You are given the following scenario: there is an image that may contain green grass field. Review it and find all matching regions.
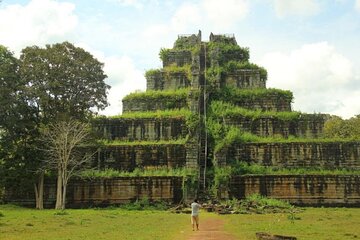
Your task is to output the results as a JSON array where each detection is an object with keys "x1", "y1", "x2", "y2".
[
  {"x1": 0, "y1": 205, "x2": 359, "y2": 240},
  {"x1": 222, "y1": 207, "x2": 360, "y2": 240},
  {"x1": 0, "y1": 205, "x2": 192, "y2": 240}
]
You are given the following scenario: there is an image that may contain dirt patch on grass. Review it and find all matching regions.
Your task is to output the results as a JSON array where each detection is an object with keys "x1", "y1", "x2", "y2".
[{"x1": 187, "y1": 217, "x2": 237, "y2": 240}]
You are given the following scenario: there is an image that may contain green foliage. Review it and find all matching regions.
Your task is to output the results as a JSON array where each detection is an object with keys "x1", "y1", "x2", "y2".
[
  {"x1": 0, "y1": 45, "x2": 42, "y2": 196},
  {"x1": 174, "y1": 37, "x2": 190, "y2": 49},
  {"x1": 0, "y1": 205, "x2": 194, "y2": 240},
  {"x1": 212, "y1": 166, "x2": 232, "y2": 196},
  {"x1": 240, "y1": 194, "x2": 293, "y2": 212},
  {"x1": 224, "y1": 61, "x2": 268, "y2": 80},
  {"x1": 118, "y1": 197, "x2": 169, "y2": 211},
  {"x1": 123, "y1": 89, "x2": 190, "y2": 111},
  {"x1": 123, "y1": 88, "x2": 190, "y2": 102},
  {"x1": 210, "y1": 101, "x2": 300, "y2": 121},
  {"x1": 107, "y1": 108, "x2": 191, "y2": 119},
  {"x1": 97, "y1": 139, "x2": 187, "y2": 146},
  {"x1": 159, "y1": 48, "x2": 170, "y2": 62},
  {"x1": 212, "y1": 87, "x2": 293, "y2": 104},
  {"x1": 163, "y1": 64, "x2": 192, "y2": 80},
  {"x1": 210, "y1": 34, "x2": 237, "y2": 45},
  {"x1": 54, "y1": 210, "x2": 69, "y2": 216},
  {"x1": 174, "y1": 37, "x2": 200, "y2": 51},
  {"x1": 208, "y1": 101, "x2": 301, "y2": 152},
  {"x1": 207, "y1": 41, "x2": 250, "y2": 63},
  {"x1": 78, "y1": 167, "x2": 197, "y2": 179},
  {"x1": 144, "y1": 69, "x2": 161, "y2": 79},
  {"x1": 323, "y1": 115, "x2": 360, "y2": 140},
  {"x1": 205, "y1": 66, "x2": 221, "y2": 87},
  {"x1": 213, "y1": 127, "x2": 243, "y2": 153},
  {"x1": 227, "y1": 161, "x2": 360, "y2": 175},
  {"x1": 20, "y1": 41, "x2": 110, "y2": 121},
  {"x1": 185, "y1": 113, "x2": 200, "y2": 134}
]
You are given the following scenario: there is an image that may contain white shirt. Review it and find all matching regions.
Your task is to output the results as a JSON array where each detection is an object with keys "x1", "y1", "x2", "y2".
[{"x1": 191, "y1": 202, "x2": 200, "y2": 216}]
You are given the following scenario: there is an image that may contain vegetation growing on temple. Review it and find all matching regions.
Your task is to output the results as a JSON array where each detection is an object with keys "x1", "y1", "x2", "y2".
[
  {"x1": 123, "y1": 88, "x2": 190, "y2": 102},
  {"x1": 2, "y1": 32, "x2": 360, "y2": 209}
]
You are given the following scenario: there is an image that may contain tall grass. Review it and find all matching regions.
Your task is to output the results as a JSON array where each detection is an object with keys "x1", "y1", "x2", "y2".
[
  {"x1": 78, "y1": 167, "x2": 197, "y2": 179},
  {"x1": 229, "y1": 161, "x2": 360, "y2": 176},
  {"x1": 223, "y1": 60, "x2": 268, "y2": 80},
  {"x1": 123, "y1": 88, "x2": 190, "y2": 102},
  {"x1": 209, "y1": 101, "x2": 300, "y2": 121},
  {"x1": 97, "y1": 138, "x2": 187, "y2": 146},
  {"x1": 107, "y1": 108, "x2": 191, "y2": 119},
  {"x1": 211, "y1": 87, "x2": 293, "y2": 103}
]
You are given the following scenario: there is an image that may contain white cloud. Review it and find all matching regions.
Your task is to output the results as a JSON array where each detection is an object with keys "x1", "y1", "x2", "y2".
[
  {"x1": 273, "y1": 0, "x2": 320, "y2": 17},
  {"x1": 260, "y1": 42, "x2": 359, "y2": 118},
  {"x1": 171, "y1": 2, "x2": 202, "y2": 32},
  {"x1": 356, "y1": 0, "x2": 360, "y2": 11},
  {"x1": 142, "y1": 0, "x2": 250, "y2": 48},
  {"x1": 202, "y1": 0, "x2": 249, "y2": 28},
  {"x1": 0, "y1": 0, "x2": 78, "y2": 55},
  {"x1": 100, "y1": 56, "x2": 146, "y2": 115},
  {"x1": 111, "y1": 0, "x2": 161, "y2": 9},
  {"x1": 114, "y1": 0, "x2": 144, "y2": 9},
  {"x1": 78, "y1": 43, "x2": 146, "y2": 115}
]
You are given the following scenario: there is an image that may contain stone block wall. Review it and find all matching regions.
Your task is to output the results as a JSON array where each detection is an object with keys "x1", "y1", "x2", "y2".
[
  {"x1": 4, "y1": 177, "x2": 183, "y2": 208},
  {"x1": 229, "y1": 93, "x2": 291, "y2": 112},
  {"x1": 215, "y1": 142, "x2": 360, "y2": 168},
  {"x1": 93, "y1": 144, "x2": 186, "y2": 171},
  {"x1": 229, "y1": 175, "x2": 360, "y2": 206},
  {"x1": 222, "y1": 70, "x2": 266, "y2": 89},
  {"x1": 146, "y1": 71, "x2": 190, "y2": 91},
  {"x1": 122, "y1": 97, "x2": 188, "y2": 113},
  {"x1": 224, "y1": 114, "x2": 326, "y2": 138},
  {"x1": 163, "y1": 50, "x2": 192, "y2": 67},
  {"x1": 146, "y1": 70, "x2": 163, "y2": 90},
  {"x1": 94, "y1": 118, "x2": 187, "y2": 141}
]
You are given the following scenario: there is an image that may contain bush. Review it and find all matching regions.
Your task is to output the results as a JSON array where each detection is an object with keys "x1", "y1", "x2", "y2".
[
  {"x1": 224, "y1": 61, "x2": 268, "y2": 80},
  {"x1": 119, "y1": 197, "x2": 170, "y2": 211},
  {"x1": 211, "y1": 87, "x2": 293, "y2": 104},
  {"x1": 78, "y1": 167, "x2": 197, "y2": 179},
  {"x1": 223, "y1": 194, "x2": 294, "y2": 214}
]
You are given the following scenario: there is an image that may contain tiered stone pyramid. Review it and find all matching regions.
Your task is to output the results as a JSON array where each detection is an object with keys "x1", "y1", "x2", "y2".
[{"x1": 93, "y1": 31, "x2": 360, "y2": 206}]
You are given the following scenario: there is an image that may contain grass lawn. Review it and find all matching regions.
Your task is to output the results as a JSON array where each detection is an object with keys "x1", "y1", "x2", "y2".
[
  {"x1": 1, "y1": 205, "x2": 360, "y2": 240},
  {"x1": 0, "y1": 205, "x2": 192, "y2": 240},
  {"x1": 222, "y1": 207, "x2": 360, "y2": 240}
]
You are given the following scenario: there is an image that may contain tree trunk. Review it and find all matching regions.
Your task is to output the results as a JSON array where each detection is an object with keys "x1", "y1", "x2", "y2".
[
  {"x1": 34, "y1": 173, "x2": 44, "y2": 209},
  {"x1": 55, "y1": 169, "x2": 63, "y2": 210},
  {"x1": 34, "y1": 183, "x2": 39, "y2": 209},
  {"x1": 61, "y1": 182, "x2": 67, "y2": 210}
]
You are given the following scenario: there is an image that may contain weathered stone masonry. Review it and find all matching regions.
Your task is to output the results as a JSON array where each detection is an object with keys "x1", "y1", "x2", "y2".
[
  {"x1": 94, "y1": 117, "x2": 187, "y2": 141},
  {"x1": 216, "y1": 142, "x2": 360, "y2": 169},
  {"x1": 93, "y1": 144, "x2": 186, "y2": 171},
  {"x1": 4, "y1": 177, "x2": 183, "y2": 208},
  {"x1": 229, "y1": 175, "x2": 360, "y2": 206}
]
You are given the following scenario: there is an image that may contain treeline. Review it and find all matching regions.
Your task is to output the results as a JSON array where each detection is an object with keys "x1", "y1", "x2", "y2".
[
  {"x1": 323, "y1": 115, "x2": 360, "y2": 139},
  {"x1": 0, "y1": 43, "x2": 110, "y2": 209}
]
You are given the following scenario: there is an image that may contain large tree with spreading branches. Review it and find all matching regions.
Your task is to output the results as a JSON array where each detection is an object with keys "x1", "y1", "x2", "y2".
[
  {"x1": 0, "y1": 42, "x2": 110, "y2": 209},
  {"x1": 19, "y1": 42, "x2": 110, "y2": 209}
]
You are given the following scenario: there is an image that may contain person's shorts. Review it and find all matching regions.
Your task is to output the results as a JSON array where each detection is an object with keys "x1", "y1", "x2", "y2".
[{"x1": 191, "y1": 215, "x2": 199, "y2": 224}]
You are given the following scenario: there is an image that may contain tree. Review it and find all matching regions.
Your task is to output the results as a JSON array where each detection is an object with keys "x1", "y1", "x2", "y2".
[
  {"x1": 1, "y1": 42, "x2": 109, "y2": 209},
  {"x1": 324, "y1": 115, "x2": 360, "y2": 139},
  {"x1": 0, "y1": 45, "x2": 42, "y2": 208},
  {"x1": 19, "y1": 42, "x2": 110, "y2": 209},
  {"x1": 41, "y1": 120, "x2": 95, "y2": 210},
  {"x1": 19, "y1": 41, "x2": 110, "y2": 122}
]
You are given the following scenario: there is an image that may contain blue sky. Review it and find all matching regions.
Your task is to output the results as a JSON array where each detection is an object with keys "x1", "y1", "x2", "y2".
[{"x1": 1, "y1": 0, "x2": 360, "y2": 118}]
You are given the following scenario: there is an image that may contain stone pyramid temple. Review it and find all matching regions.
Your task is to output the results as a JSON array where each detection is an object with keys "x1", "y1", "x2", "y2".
[{"x1": 6, "y1": 31, "x2": 360, "y2": 207}]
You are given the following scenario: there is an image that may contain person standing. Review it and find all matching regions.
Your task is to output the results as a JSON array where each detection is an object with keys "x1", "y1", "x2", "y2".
[{"x1": 191, "y1": 199, "x2": 201, "y2": 231}]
